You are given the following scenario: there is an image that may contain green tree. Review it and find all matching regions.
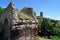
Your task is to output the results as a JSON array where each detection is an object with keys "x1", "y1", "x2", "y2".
[
  {"x1": 0, "y1": 7, "x2": 4, "y2": 16},
  {"x1": 41, "y1": 18, "x2": 53, "y2": 38},
  {"x1": 51, "y1": 20, "x2": 60, "y2": 36},
  {"x1": 37, "y1": 17, "x2": 60, "y2": 38}
]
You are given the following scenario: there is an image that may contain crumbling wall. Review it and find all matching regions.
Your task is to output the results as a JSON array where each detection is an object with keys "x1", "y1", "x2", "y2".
[{"x1": 11, "y1": 19, "x2": 38, "y2": 40}]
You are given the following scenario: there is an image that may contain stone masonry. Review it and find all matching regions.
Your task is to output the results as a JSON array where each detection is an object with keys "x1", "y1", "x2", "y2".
[{"x1": 0, "y1": 2, "x2": 38, "y2": 40}]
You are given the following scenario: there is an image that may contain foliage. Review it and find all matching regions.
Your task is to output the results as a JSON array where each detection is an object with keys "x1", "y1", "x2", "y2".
[
  {"x1": 18, "y1": 12, "x2": 34, "y2": 19},
  {"x1": 0, "y1": 7, "x2": 4, "y2": 16},
  {"x1": 52, "y1": 36, "x2": 60, "y2": 40},
  {"x1": 37, "y1": 17, "x2": 60, "y2": 38}
]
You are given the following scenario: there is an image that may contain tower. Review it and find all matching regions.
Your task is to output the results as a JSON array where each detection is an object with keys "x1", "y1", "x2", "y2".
[{"x1": 40, "y1": 12, "x2": 43, "y2": 22}]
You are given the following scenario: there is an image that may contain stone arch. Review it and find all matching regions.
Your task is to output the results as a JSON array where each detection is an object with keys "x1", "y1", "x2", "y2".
[
  {"x1": 3, "y1": 18, "x2": 10, "y2": 40},
  {"x1": 4, "y1": 18, "x2": 9, "y2": 31}
]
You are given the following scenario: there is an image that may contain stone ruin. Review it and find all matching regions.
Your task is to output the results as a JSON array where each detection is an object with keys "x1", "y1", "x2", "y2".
[
  {"x1": 0, "y1": 2, "x2": 38, "y2": 40},
  {"x1": 11, "y1": 19, "x2": 38, "y2": 40}
]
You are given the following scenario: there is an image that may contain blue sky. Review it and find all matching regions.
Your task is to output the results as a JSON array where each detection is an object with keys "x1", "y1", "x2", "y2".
[{"x1": 0, "y1": 0, "x2": 60, "y2": 20}]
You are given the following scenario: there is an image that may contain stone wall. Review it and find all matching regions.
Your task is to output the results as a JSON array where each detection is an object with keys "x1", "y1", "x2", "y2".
[
  {"x1": 11, "y1": 19, "x2": 38, "y2": 40},
  {"x1": 0, "y1": 2, "x2": 38, "y2": 40}
]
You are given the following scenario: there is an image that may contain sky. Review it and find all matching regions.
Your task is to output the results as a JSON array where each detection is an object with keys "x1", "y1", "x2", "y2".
[{"x1": 0, "y1": 0, "x2": 60, "y2": 20}]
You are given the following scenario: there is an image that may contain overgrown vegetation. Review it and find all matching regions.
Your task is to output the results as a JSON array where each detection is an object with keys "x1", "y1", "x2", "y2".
[
  {"x1": 0, "y1": 7, "x2": 5, "y2": 16},
  {"x1": 18, "y1": 12, "x2": 34, "y2": 19},
  {"x1": 37, "y1": 16, "x2": 60, "y2": 39}
]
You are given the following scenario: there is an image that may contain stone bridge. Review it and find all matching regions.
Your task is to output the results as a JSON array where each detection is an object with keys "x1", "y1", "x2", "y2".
[{"x1": 0, "y1": 2, "x2": 38, "y2": 40}]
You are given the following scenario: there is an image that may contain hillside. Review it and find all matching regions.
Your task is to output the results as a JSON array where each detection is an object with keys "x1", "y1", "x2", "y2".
[{"x1": 37, "y1": 16, "x2": 60, "y2": 39}]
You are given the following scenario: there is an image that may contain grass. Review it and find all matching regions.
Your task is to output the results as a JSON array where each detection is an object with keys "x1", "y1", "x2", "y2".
[
  {"x1": 18, "y1": 12, "x2": 34, "y2": 20},
  {"x1": 36, "y1": 36, "x2": 51, "y2": 40},
  {"x1": 51, "y1": 36, "x2": 60, "y2": 40},
  {"x1": 36, "y1": 36, "x2": 60, "y2": 40},
  {"x1": 36, "y1": 36, "x2": 41, "y2": 40}
]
